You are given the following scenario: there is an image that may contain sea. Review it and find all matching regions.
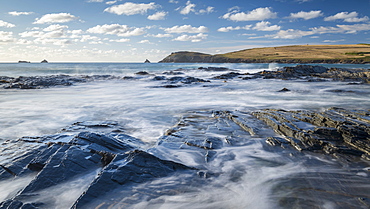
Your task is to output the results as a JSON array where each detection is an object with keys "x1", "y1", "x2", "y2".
[{"x1": 0, "y1": 62, "x2": 369, "y2": 208}]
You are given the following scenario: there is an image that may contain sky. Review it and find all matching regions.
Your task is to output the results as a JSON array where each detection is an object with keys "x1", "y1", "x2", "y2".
[{"x1": 0, "y1": 0, "x2": 369, "y2": 62}]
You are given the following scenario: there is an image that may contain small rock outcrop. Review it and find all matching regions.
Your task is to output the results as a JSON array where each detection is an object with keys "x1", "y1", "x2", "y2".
[
  {"x1": 144, "y1": 59, "x2": 151, "y2": 63},
  {"x1": 41, "y1": 59, "x2": 48, "y2": 63},
  {"x1": 253, "y1": 108, "x2": 370, "y2": 159}
]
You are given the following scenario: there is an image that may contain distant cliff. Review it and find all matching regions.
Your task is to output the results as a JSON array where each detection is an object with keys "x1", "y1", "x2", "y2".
[{"x1": 159, "y1": 44, "x2": 370, "y2": 64}]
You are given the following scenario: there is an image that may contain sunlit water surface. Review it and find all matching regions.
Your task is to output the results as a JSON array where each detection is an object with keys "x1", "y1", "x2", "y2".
[{"x1": 0, "y1": 63, "x2": 369, "y2": 208}]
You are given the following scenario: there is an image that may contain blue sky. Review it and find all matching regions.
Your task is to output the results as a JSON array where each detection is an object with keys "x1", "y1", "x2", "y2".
[{"x1": 0, "y1": 0, "x2": 369, "y2": 62}]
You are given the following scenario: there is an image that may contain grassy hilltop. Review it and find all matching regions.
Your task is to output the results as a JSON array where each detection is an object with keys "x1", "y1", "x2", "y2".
[{"x1": 159, "y1": 44, "x2": 370, "y2": 64}]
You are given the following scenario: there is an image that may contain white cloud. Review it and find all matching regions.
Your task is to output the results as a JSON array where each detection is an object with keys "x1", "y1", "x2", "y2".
[
  {"x1": 288, "y1": 10, "x2": 323, "y2": 20},
  {"x1": 19, "y1": 31, "x2": 44, "y2": 38},
  {"x1": 269, "y1": 23, "x2": 370, "y2": 39},
  {"x1": 87, "y1": 24, "x2": 145, "y2": 37},
  {"x1": 109, "y1": 38, "x2": 130, "y2": 42},
  {"x1": 324, "y1": 11, "x2": 369, "y2": 22},
  {"x1": 8, "y1": 11, "x2": 34, "y2": 16},
  {"x1": 106, "y1": 1, "x2": 117, "y2": 5},
  {"x1": 178, "y1": 1, "x2": 196, "y2": 15},
  {"x1": 0, "y1": 20, "x2": 15, "y2": 28},
  {"x1": 68, "y1": 29, "x2": 84, "y2": 34},
  {"x1": 169, "y1": 0, "x2": 179, "y2": 3},
  {"x1": 149, "y1": 33, "x2": 173, "y2": 38},
  {"x1": 270, "y1": 29, "x2": 314, "y2": 39},
  {"x1": 79, "y1": 35, "x2": 101, "y2": 42},
  {"x1": 253, "y1": 21, "x2": 281, "y2": 31},
  {"x1": 138, "y1": 39, "x2": 151, "y2": 44},
  {"x1": 173, "y1": 33, "x2": 207, "y2": 42},
  {"x1": 177, "y1": 1, "x2": 214, "y2": 15},
  {"x1": 34, "y1": 13, "x2": 79, "y2": 24},
  {"x1": 87, "y1": 0, "x2": 104, "y2": 2},
  {"x1": 217, "y1": 25, "x2": 252, "y2": 32},
  {"x1": 19, "y1": 29, "x2": 65, "y2": 39},
  {"x1": 43, "y1": 24, "x2": 68, "y2": 32},
  {"x1": 323, "y1": 39, "x2": 345, "y2": 43},
  {"x1": 296, "y1": 0, "x2": 312, "y2": 3},
  {"x1": 164, "y1": 25, "x2": 208, "y2": 33},
  {"x1": 148, "y1": 11, "x2": 168, "y2": 20},
  {"x1": 222, "y1": 7, "x2": 277, "y2": 21},
  {"x1": 199, "y1": 6, "x2": 214, "y2": 14},
  {"x1": 16, "y1": 39, "x2": 33, "y2": 44},
  {"x1": 0, "y1": 31, "x2": 15, "y2": 43},
  {"x1": 104, "y1": 2, "x2": 158, "y2": 15},
  {"x1": 34, "y1": 38, "x2": 73, "y2": 46}
]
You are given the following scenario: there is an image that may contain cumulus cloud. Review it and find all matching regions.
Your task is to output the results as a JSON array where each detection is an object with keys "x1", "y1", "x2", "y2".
[
  {"x1": 270, "y1": 29, "x2": 314, "y2": 39},
  {"x1": 104, "y1": 2, "x2": 158, "y2": 15},
  {"x1": 178, "y1": 1, "x2": 196, "y2": 15},
  {"x1": 34, "y1": 13, "x2": 79, "y2": 24},
  {"x1": 148, "y1": 11, "x2": 168, "y2": 20},
  {"x1": 149, "y1": 33, "x2": 173, "y2": 38},
  {"x1": 324, "y1": 11, "x2": 369, "y2": 22},
  {"x1": 34, "y1": 38, "x2": 73, "y2": 46},
  {"x1": 199, "y1": 6, "x2": 214, "y2": 14},
  {"x1": 217, "y1": 25, "x2": 252, "y2": 32},
  {"x1": 253, "y1": 21, "x2": 281, "y2": 31},
  {"x1": 43, "y1": 24, "x2": 68, "y2": 32},
  {"x1": 138, "y1": 39, "x2": 151, "y2": 44},
  {"x1": 163, "y1": 25, "x2": 208, "y2": 33},
  {"x1": 87, "y1": 0, "x2": 104, "y2": 2},
  {"x1": 169, "y1": 0, "x2": 179, "y2": 3},
  {"x1": 0, "y1": 20, "x2": 15, "y2": 28},
  {"x1": 0, "y1": 31, "x2": 15, "y2": 43},
  {"x1": 19, "y1": 29, "x2": 65, "y2": 39},
  {"x1": 269, "y1": 23, "x2": 370, "y2": 39},
  {"x1": 87, "y1": 24, "x2": 145, "y2": 37},
  {"x1": 288, "y1": 10, "x2": 323, "y2": 20},
  {"x1": 109, "y1": 38, "x2": 130, "y2": 42},
  {"x1": 173, "y1": 33, "x2": 207, "y2": 42},
  {"x1": 222, "y1": 7, "x2": 277, "y2": 21},
  {"x1": 8, "y1": 11, "x2": 34, "y2": 16}
]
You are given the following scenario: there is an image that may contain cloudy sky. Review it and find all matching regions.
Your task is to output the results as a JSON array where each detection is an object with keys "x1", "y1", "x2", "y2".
[{"x1": 0, "y1": 0, "x2": 369, "y2": 62}]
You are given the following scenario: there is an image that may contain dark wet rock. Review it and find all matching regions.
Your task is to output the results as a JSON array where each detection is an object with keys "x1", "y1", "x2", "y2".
[
  {"x1": 162, "y1": 84, "x2": 181, "y2": 88},
  {"x1": 153, "y1": 76, "x2": 166, "y2": 80},
  {"x1": 1, "y1": 75, "x2": 121, "y2": 89},
  {"x1": 72, "y1": 150, "x2": 194, "y2": 208},
  {"x1": 213, "y1": 72, "x2": 243, "y2": 79},
  {"x1": 122, "y1": 76, "x2": 135, "y2": 80},
  {"x1": 162, "y1": 71, "x2": 184, "y2": 75},
  {"x1": 0, "y1": 121, "x2": 151, "y2": 208},
  {"x1": 135, "y1": 71, "x2": 150, "y2": 75},
  {"x1": 253, "y1": 108, "x2": 370, "y2": 158},
  {"x1": 251, "y1": 65, "x2": 370, "y2": 83},
  {"x1": 278, "y1": 88, "x2": 291, "y2": 92},
  {"x1": 169, "y1": 76, "x2": 210, "y2": 84},
  {"x1": 199, "y1": 67, "x2": 231, "y2": 72},
  {"x1": 326, "y1": 89, "x2": 356, "y2": 93}
]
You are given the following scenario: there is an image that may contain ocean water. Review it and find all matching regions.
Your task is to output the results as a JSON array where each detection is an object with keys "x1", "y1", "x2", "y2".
[{"x1": 0, "y1": 62, "x2": 369, "y2": 208}]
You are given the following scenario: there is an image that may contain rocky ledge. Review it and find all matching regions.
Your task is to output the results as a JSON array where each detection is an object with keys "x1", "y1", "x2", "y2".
[
  {"x1": 0, "y1": 107, "x2": 369, "y2": 208},
  {"x1": 1, "y1": 65, "x2": 369, "y2": 90}
]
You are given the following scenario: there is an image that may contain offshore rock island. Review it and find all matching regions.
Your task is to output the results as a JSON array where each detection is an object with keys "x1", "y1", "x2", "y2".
[{"x1": 159, "y1": 44, "x2": 370, "y2": 64}]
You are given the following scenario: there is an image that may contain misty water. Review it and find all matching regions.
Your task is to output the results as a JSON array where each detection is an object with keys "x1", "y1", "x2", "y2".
[{"x1": 0, "y1": 63, "x2": 369, "y2": 208}]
